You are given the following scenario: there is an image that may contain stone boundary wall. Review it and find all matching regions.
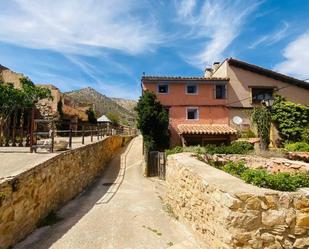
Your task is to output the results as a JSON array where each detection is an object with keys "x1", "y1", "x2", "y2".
[
  {"x1": 207, "y1": 154, "x2": 309, "y2": 174},
  {"x1": 0, "y1": 135, "x2": 133, "y2": 249},
  {"x1": 165, "y1": 153, "x2": 309, "y2": 249}
]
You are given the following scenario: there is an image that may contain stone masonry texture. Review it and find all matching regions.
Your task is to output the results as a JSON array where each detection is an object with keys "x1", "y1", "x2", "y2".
[
  {"x1": 165, "y1": 153, "x2": 309, "y2": 249},
  {"x1": 0, "y1": 135, "x2": 133, "y2": 249}
]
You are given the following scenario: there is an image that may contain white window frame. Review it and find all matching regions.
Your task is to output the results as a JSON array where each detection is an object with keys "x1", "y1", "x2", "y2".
[
  {"x1": 157, "y1": 84, "x2": 169, "y2": 94},
  {"x1": 186, "y1": 107, "x2": 199, "y2": 120},
  {"x1": 185, "y1": 84, "x2": 198, "y2": 95}
]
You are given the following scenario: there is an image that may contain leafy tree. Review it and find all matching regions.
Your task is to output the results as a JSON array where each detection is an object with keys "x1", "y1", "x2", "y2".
[
  {"x1": 135, "y1": 90, "x2": 169, "y2": 151},
  {"x1": 271, "y1": 95, "x2": 309, "y2": 142},
  {"x1": 0, "y1": 77, "x2": 52, "y2": 112},
  {"x1": 106, "y1": 112, "x2": 120, "y2": 126},
  {"x1": 0, "y1": 77, "x2": 52, "y2": 127},
  {"x1": 86, "y1": 108, "x2": 97, "y2": 124},
  {"x1": 0, "y1": 83, "x2": 24, "y2": 114},
  {"x1": 20, "y1": 77, "x2": 52, "y2": 106},
  {"x1": 251, "y1": 105, "x2": 271, "y2": 150}
]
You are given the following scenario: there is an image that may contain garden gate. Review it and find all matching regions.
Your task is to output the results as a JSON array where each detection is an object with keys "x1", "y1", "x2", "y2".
[{"x1": 147, "y1": 151, "x2": 166, "y2": 180}]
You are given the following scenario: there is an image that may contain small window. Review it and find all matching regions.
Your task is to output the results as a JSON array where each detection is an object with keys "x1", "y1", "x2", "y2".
[
  {"x1": 186, "y1": 85, "x2": 197, "y2": 94},
  {"x1": 252, "y1": 88, "x2": 273, "y2": 103},
  {"x1": 158, "y1": 84, "x2": 168, "y2": 94},
  {"x1": 215, "y1": 84, "x2": 227, "y2": 99},
  {"x1": 187, "y1": 108, "x2": 198, "y2": 120}
]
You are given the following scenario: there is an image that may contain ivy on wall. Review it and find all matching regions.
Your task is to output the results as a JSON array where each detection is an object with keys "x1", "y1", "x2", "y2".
[
  {"x1": 271, "y1": 95, "x2": 309, "y2": 142},
  {"x1": 251, "y1": 105, "x2": 271, "y2": 150}
]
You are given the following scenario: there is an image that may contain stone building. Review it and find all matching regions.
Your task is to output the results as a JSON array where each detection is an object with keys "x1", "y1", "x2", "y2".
[
  {"x1": 1, "y1": 64, "x2": 89, "y2": 128},
  {"x1": 142, "y1": 76, "x2": 237, "y2": 147},
  {"x1": 0, "y1": 64, "x2": 24, "y2": 88}
]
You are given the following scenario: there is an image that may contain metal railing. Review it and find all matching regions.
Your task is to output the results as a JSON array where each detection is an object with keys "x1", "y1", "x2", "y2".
[
  {"x1": 0, "y1": 107, "x2": 137, "y2": 153},
  {"x1": 30, "y1": 125, "x2": 137, "y2": 153}
]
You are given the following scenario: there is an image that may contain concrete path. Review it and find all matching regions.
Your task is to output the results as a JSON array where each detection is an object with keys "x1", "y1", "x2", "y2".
[
  {"x1": 14, "y1": 136, "x2": 205, "y2": 249},
  {"x1": 0, "y1": 136, "x2": 107, "y2": 183}
]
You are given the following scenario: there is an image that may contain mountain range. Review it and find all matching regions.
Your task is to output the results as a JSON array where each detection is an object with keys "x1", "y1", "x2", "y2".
[{"x1": 65, "y1": 87, "x2": 137, "y2": 126}]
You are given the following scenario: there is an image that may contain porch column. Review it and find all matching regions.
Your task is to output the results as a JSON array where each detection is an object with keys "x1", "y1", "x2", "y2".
[{"x1": 180, "y1": 134, "x2": 187, "y2": 147}]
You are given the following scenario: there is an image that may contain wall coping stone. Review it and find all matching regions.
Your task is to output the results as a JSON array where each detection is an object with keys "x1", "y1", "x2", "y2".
[{"x1": 168, "y1": 152, "x2": 306, "y2": 196}]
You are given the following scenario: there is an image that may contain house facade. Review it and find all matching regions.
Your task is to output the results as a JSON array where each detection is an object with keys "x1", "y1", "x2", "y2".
[
  {"x1": 208, "y1": 58, "x2": 309, "y2": 129},
  {"x1": 142, "y1": 76, "x2": 237, "y2": 147}
]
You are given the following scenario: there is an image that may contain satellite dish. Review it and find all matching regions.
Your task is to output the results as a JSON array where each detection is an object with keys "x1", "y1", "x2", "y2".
[{"x1": 233, "y1": 116, "x2": 243, "y2": 125}]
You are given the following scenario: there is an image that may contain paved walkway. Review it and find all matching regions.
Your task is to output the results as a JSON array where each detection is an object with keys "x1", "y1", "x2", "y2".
[
  {"x1": 14, "y1": 136, "x2": 205, "y2": 249},
  {"x1": 0, "y1": 136, "x2": 107, "y2": 182}
]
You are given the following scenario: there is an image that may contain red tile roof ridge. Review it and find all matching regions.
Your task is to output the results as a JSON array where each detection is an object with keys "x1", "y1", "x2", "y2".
[{"x1": 142, "y1": 76, "x2": 229, "y2": 81}]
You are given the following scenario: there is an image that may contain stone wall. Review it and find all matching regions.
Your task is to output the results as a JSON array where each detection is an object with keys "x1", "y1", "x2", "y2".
[
  {"x1": 165, "y1": 153, "x2": 309, "y2": 249},
  {"x1": 0, "y1": 69, "x2": 23, "y2": 89},
  {"x1": 206, "y1": 154, "x2": 309, "y2": 174},
  {"x1": 0, "y1": 135, "x2": 133, "y2": 249}
]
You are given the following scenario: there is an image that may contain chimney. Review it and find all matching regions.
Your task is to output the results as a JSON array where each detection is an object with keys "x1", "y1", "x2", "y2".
[
  {"x1": 212, "y1": 62, "x2": 220, "y2": 72},
  {"x1": 204, "y1": 67, "x2": 213, "y2": 77}
]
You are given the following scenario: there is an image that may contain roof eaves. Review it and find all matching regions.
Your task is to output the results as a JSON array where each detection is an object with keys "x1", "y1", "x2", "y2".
[
  {"x1": 141, "y1": 76, "x2": 229, "y2": 81},
  {"x1": 227, "y1": 58, "x2": 309, "y2": 89}
]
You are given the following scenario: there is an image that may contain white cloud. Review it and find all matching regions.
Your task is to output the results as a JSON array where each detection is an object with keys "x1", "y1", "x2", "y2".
[
  {"x1": 178, "y1": 0, "x2": 196, "y2": 18},
  {"x1": 274, "y1": 31, "x2": 309, "y2": 79},
  {"x1": 249, "y1": 21, "x2": 289, "y2": 49},
  {"x1": 0, "y1": 0, "x2": 162, "y2": 55},
  {"x1": 175, "y1": 0, "x2": 262, "y2": 69},
  {"x1": 62, "y1": 54, "x2": 140, "y2": 99}
]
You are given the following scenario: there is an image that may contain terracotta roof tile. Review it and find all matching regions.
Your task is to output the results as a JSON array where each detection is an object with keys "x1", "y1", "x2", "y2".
[
  {"x1": 142, "y1": 76, "x2": 229, "y2": 81},
  {"x1": 177, "y1": 124, "x2": 237, "y2": 135},
  {"x1": 62, "y1": 105, "x2": 88, "y2": 121}
]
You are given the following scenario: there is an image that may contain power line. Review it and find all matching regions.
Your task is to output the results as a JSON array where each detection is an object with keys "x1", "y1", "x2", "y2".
[{"x1": 226, "y1": 85, "x2": 290, "y2": 106}]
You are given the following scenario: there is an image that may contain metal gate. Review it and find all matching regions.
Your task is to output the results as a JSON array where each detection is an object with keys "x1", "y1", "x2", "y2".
[{"x1": 147, "y1": 151, "x2": 166, "y2": 180}]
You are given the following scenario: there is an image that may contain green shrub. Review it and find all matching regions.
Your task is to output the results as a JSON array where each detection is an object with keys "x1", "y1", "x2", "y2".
[
  {"x1": 204, "y1": 141, "x2": 254, "y2": 155},
  {"x1": 218, "y1": 161, "x2": 309, "y2": 191},
  {"x1": 166, "y1": 146, "x2": 184, "y2": 156},
  {"x1": 222, "y1": 161, "x2": 247, "y2": 176},
  {"x1": 240, "y1": 129, "x2": 256, "y2": 138},
  {"x1": 271, "y1": 95, "x2": 309, "y2": 142},
  {"x1": 301, "y1": 127, "x2": 309, "y2": 143},
  {"x1": 284, "y1": 142, "x2": 309, "y2": 152},
  {"x1": 166, "y1": 146, "x2": 205, "y2": 156}
]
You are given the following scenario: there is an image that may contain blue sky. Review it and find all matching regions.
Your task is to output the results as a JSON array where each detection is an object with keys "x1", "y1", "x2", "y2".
[{"x1": 0, "y1": 0, "x2": 309, "y2": 99}]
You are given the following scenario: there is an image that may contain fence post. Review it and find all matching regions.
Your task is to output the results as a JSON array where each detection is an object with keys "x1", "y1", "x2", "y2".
[
  {"x1": 0, "y1": 120, "x2": 2, "y2": 147},
  {"x1": 91, "y1": 126, "x2": 93, "y2": 142},
  {"x1": 18, "y1": 108, "x2": 24, "y2": 147},
  {"x1": 82, "y1": 125, "x2": 85, "y2": 144},
  {"x1": 5, "y1": 114, "x2": 11, "y2": 146},
  {"x1": 51, "y1": 129, "x2": 54, "y2": 153},
  {"x1": 69, "y1": 128, "x2": 72, "y2": 149},
  {"x1": 30, "y1": 108, "x2": 35, "y2": 153},
  {"x1": 12, "y1": 110, "x2": 17, "y2": 146}
]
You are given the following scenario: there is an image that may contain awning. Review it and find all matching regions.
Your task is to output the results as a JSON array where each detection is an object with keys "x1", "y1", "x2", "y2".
[
  {"x1": 97, "y1": 115, "x2": 111, "y2": 123},
  {"x1": 177, "y1": 124, "x2": 237, "y2": 135}
]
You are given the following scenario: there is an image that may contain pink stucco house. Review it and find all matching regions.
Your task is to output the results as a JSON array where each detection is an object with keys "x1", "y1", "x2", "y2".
[
  {"x1": 142, "y1": 76, "x2": 237, "y2": 147},
  {"x1": 142, "y1": 58, "x2": 309, "y2": 148}
]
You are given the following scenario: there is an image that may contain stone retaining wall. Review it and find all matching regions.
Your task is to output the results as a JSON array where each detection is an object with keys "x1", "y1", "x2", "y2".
[
  {"x1": 0, "y1": 135, "x2": 133, "y2": 249},
  {"x1": 206, "y1": 154, "x2": 309, "y2": 174},
  {"x1": 165, "y1": 153, "x2": 309, "y2": 249}
]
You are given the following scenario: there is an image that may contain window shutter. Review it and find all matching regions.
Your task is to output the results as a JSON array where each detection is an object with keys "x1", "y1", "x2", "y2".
[
  {"x1": 224, "y1": 84, "x2": 228, "y2": 99},
  {"x1": 213, "y1": 85, "x2": 216, "y2": 99}
]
